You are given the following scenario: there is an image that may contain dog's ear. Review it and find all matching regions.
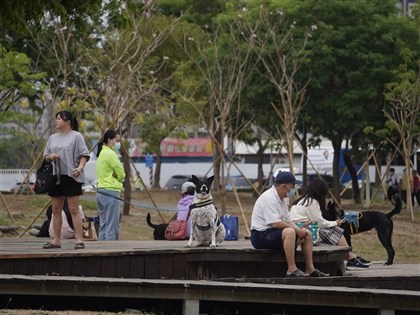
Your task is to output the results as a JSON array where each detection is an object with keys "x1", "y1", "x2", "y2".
[
  {"x1": 191, "y1": 175, "x2": 199, "y2": 186},
  {"x1": 207, "y1": 175, "x2": 215, "y2": 187},
  {"x1": 327, "y1": 201, "x2": 334, "y2": 211}
]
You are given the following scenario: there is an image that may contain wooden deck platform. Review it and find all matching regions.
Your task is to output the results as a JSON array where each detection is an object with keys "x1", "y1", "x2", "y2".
[
  {"x1": 1, "y1": 272, "x2": 419, "y2": 315},
  {"x1": 0, "y1": 238, "x2": 349, "y2": 279},
  {"x1": 1, "y1": 238, "x2": 419, "y2": 314}
]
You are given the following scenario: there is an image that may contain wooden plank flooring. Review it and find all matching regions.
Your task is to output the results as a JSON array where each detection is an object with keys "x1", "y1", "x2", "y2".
[
  {"x1": 0, "y1": 238, "x2": 349, "y2": 278},
  {"x1": 1, "y1": 238, "x2": 419, "y2": 314},
  {"x1": 0, "y1": 238, "x2": 347, "y2": 258}
]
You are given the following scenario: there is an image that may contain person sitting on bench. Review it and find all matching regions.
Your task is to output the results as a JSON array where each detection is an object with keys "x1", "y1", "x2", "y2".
[
  {"x1": 37, "y1": 198, "x2": 85, "y2": 239},
  {"x1": 250, "y1": 171, "x2": 329, "y2": 277}
]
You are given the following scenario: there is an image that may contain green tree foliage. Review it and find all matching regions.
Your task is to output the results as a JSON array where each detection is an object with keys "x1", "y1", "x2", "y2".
[
  {"x1": 287, "y1": 0, "x2": 417, "y2": 201},
  {"x1": 156, "y1": 0, "x2": 225, "y2": 27},
  {"x1": 0, "y1": 45, "x2": 47, "y2": 169},
  {"x1": 0, "y1": 0, "x2": 103, "y2": 38},
  {"x1": 382, "y1": 50, "x2": 420, "y2": 219},
  {"x1": 0, "y1": 45, "x2": 46, "y2": 113}
]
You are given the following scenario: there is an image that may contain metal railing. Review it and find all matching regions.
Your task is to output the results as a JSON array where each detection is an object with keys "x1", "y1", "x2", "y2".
[{"x1": 0, "y1": 169, "x2": 36, "y2": 192}]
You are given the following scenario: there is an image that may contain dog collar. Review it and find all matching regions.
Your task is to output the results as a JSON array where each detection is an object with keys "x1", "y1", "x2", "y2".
[{"x1": 189, "y1": 200, "x2": 214, "y2": 210}]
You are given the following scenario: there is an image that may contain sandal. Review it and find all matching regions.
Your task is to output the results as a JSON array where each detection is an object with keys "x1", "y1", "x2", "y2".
[
  {"x1": 286, "y1": 269, "x2": 307, "y2": 277},
  {"x1": 43, "y1": 242, "x2": 61, "y2": 249},
  {"x1": 309, "y1": 269, "x2": 329, "y2": 277},
  {"x1": 75, "y1": 242, "x2": 85, "y2": 249}
]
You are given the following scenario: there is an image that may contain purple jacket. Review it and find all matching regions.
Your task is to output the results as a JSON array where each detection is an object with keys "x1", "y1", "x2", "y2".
[{"x1": 176, "y1": 194, "x2": 194, "y2": 237}]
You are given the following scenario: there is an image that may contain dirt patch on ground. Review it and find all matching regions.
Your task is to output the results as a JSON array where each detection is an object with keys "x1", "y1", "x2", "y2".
[{"x1": 1, "y1": 190, "x2": 419, "y2": 263}]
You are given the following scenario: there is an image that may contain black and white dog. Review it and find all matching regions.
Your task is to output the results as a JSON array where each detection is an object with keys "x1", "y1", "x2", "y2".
[
  {"x1": 323, "y1": 194, "x2": 402, "y2": 265},
  {"x1": 186, "y1": 175, "x2": 225, "y2": 247},
  {"x1": 146, "y1": 212, "x2": 167, "y2": 240}
]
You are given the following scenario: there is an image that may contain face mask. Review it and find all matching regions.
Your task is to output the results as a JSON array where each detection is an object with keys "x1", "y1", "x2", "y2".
[
  {"x1": 113, "y1": 141, "x2": 121, "y2": 152},
  {"x1": 287, "y1": 187, "x2": 296, "y2": 198}
]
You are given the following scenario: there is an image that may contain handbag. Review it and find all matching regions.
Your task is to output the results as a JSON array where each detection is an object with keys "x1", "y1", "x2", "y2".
[
  {"x1": 294, "y1": 220, "x2": 319, "y2": 243},
  {"x1": 82, "y1": 221, "x2": 97, "y2": 241},
  {"x1": 34, "y1": 160, "x2": 55, "y2": 194},
  {"x1": 220, "y1": 215, "x2": 238, "y2": 241},
  {"x1": 165, "y1": 220, "x2": 187, "y2": 240}
]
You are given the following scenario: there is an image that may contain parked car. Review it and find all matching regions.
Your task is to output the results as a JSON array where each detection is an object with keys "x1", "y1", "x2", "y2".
[
  {"x1": 225, "y1": 175, "x2": 256, "y2": 192},
  {"x1": 225, "y1": 175, "x2": 271, "y2": 192},
  {"x1": 10, "y1": 182, "x2": 35, "y2": 194},
  {"x1": 164, "y1": 175, "x2": 192, "y2": 190}
]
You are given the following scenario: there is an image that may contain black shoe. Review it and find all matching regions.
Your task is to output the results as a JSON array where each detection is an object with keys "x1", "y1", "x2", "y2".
[
  {"x1": 356, "y1": 256, "x2": 371, "y2": 265},
  {"x1": 346, "y1": 258, "x2": 370, "y2": 270}
]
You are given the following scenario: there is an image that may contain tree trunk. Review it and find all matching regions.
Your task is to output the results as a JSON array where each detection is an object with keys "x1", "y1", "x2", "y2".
[
  {"x1": 256, "y1": 145, "x2": 265, "y2": 188},
  {"x1": 212, "y1": 127, "x2": 222, "y2": 193},
  {"x1": 153, "y1": 153, "x2": 162, "y2": 189},
  {"x1": 122, "y1": 148, "x2": 131, "y2": 216},
  {"x1": 343, "y1": 149, "x2": 361, "y2": 204},
  {"x1": 331, "y1": 138, "x2": 342, "y2": 204},
  {"x1": 286, "y1": 131, "x2": 295, "y2": 174},
  {"x1": 255, "y1": 143, "x2": 265, "y2": 197},
  {"x1": 296, "y1": 131, "x2": 308, "y2": 194}
]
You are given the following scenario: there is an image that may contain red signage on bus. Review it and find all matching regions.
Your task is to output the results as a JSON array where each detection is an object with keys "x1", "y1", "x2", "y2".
[{"x1": 131, "y1": 138, "x2": 213, "y2": 157}]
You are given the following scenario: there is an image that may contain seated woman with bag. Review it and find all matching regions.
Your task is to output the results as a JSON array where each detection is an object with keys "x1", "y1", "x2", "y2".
[
  {"x1": 165, "y1": 181, "x2": 196, "y2": 240},
  {"x1": 38, "y1": 199, "x2": 86, "y2": 239},
  {"x1": 290, "y1": 178, "x2": 370, "y2": 271}
]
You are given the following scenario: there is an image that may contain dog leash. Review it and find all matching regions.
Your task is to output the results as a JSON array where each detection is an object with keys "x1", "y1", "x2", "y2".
[
  {"x1": 91, "y1": 185, "x2": 180, "y2": 212},
  {"x1": 59, "y1": 156, "x2": 181, "y2": 212}
]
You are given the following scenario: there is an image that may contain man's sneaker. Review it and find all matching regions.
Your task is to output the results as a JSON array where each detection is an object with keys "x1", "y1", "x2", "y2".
[
  {"x1": 356, "y1": 256, "x2": 372, "y2": 265},
  {"x1": 346, "y1": 258, "x2": 370, "y2": 270}
]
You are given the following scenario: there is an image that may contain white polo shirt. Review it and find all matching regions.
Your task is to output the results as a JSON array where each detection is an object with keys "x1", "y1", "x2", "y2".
[{"x1": 251, "y1": 186, "x2": 290, "y2": 231}]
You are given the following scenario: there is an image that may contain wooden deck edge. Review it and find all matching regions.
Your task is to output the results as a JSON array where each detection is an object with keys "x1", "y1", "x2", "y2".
[{"x1": 1, "y1": 274, "x2": 419, "y2": 311}]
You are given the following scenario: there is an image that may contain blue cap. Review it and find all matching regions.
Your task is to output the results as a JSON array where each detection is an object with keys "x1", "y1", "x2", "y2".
[{"x1": 274, "y1": 171, "x2": 296, "y2": 184}]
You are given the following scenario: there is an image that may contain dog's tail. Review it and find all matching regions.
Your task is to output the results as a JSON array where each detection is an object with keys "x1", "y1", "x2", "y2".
[
  {"x1": 146, "y1": 212, "x2": 160, "y2": 229},
  {"x1": 387, "y1": 193, "x2": 402, "y2": 218}
]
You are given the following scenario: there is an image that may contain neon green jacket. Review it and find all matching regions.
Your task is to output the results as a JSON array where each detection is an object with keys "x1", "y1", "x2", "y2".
[{"x1": 96, "y1": 146, "x2": 125, "y2": 191}]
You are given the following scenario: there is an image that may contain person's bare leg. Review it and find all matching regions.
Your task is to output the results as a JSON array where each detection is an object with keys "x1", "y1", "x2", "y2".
[
  {"x1": 67, "y1": 195, "x2": 83, "y2": 244},
  {"x1": 301, "y1": 237, "x2": 316, "y2": 274},
  {"x1": 337, "y1": 235, "x2": 357, "y2": 260},
  {"x1": 282, "y1": 228, "x2": 299, "y2": 275},
  {"x1": 51, "y1": 196, "x2": 65, "y2": 245}
]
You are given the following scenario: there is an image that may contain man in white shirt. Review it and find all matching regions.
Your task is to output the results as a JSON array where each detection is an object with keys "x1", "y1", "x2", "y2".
[{"x1": 250, "y1": 171, "x2": 328, "y2": 277}]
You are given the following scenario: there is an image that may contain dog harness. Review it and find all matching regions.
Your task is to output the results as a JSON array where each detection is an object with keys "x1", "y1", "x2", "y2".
[
  {"x1": 189, "y1": 200, "x2": 222, "y2": 231},
  {"x1": 189, "y1": 200, "x2": 215, "y2": 210},
  {"x1": 194, "y1": 216, "x2": 222, "y2": 231}
]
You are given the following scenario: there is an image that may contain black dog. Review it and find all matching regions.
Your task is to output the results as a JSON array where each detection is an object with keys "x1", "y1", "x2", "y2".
[
  {"x1": 323, "y1": 194, "x2": 402, "y2": 265},
  {"x1": 146, "y1": 212, "x2": 167, "y2": 240}
]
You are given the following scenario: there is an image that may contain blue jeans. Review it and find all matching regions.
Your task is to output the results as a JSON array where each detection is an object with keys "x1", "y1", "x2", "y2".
[{"x1": 96, "y1": 188, "x2": 121, "y2": 240}]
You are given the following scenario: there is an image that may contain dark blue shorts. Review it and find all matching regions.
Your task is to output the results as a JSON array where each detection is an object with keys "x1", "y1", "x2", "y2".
[
  {"x1": 48, "y1": 175, "x2": 83, "y2": 197},
  {"x1": 251, "y1": 228, "x2": 285, "y2": 251}
]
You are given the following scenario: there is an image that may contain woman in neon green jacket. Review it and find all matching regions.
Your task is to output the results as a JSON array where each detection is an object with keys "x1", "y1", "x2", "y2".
[{"x1": 96, "y1": 130, "x2": 125, "y2": 240}]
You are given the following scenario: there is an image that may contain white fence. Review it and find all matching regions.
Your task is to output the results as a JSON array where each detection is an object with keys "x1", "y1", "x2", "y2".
[{"x1": 0, "y1": 169, "x2": 36, "y2": 192}]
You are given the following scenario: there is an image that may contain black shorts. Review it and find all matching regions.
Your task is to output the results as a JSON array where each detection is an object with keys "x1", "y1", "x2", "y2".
[
  {"x1": 251, "y1": 228, "x2": 285, "y2": 251},
  {"x1": 48, "y1": 175, "x2": 83, "y2": 197}
]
